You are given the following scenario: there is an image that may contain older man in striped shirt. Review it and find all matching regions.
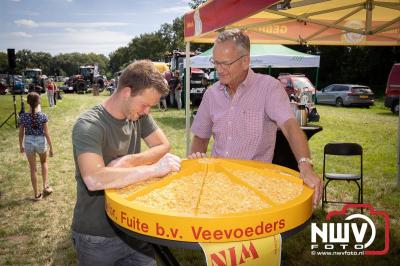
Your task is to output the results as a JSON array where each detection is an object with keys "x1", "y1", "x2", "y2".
[{"x1": 190, "y1": 29, "x2": 322, "y2": 208}]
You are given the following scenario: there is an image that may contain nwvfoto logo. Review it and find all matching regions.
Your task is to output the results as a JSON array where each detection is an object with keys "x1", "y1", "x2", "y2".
[{"x1": 311, "y1": 204, "x2": 390, "y2": 255}]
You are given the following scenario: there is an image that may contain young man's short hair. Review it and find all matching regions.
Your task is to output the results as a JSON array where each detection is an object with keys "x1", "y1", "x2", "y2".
[{"x1": 117, "y1": 60, "x2": 169, "y2": 96}]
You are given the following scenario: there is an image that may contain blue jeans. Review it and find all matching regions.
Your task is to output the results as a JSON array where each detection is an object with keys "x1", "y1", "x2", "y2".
[
  {"x1": 175, "y1": 90, "x2": 182, "y2": 110},
  {"x1": 47, "y1": 90, "x2": 55, "y2": 107},
  {"x1": 24, "y1": 135, "x2": 47, "y2": 154},
  {"x1": 169, "y1": 91, "x2": 175, "y2": 106},
  {"x1": 71, "y1": 231, "x2": 156, "y2": 266}
]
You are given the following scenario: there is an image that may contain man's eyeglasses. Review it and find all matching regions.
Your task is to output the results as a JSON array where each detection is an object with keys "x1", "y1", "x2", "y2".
[{"x1": 209, "y1": 54, "x2": 248, "y2": 69}]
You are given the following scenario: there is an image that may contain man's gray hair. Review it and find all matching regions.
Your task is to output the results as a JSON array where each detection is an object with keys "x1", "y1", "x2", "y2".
[{"x1": 216, "y1": 29, "x2": 250, "y2": 54}]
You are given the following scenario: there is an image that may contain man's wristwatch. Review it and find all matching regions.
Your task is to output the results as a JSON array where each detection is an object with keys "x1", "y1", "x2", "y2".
[{"x1": 297, "y1": 157, "x2": 313, "y2": 167}]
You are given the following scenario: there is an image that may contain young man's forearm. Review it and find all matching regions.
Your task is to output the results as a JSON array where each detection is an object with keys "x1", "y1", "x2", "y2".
[
  {"x1": 83, "y1": 164, "x2": 160, "y2": 191},
  {"x1": 126, "y1": 143, "x2": 170, "y2": 166}
]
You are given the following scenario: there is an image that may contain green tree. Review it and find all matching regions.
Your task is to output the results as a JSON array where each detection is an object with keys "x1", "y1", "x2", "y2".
[
  {"x1": 160, "y1": 16, "x2": 211, "y2": 55},
  {"x1": 109, "y1": 47, "x2": 130, "y2": 74},
  {"x1": 52, "y1": 52, "x2": 110, "y2": 77},
  {"x1": 31, "y1": 52, "x2": 52, "y2": 74},
  {"x1": 158, "y1": 23, "x2": 175, "y2": 52},
  {"x1": 188, "y1": 0, "x2": 207, "y2": 9},
  {"x1": 53, "y1": 53, "x2": 80, "y2": 76},
  {"x1": 128, "y1": 32, "x2": 166, "y2": 61},
  {"x1": 107, "y1": 9, "x2": 211, "y2": 73},
  {"x1": 85, "y1": 53, "x2": 110, "y2": 76},
  {"x1": 16, "y1": 49, "x2": 34, "y2": 73},
  {"x1": 291, "y1": 45, "x2": 400, "y2": 95},
  {"x1": 0, "y1": 52, "x2": 8, "y2": 72},
  {"x1": 170, "y1": 17, "x2": 185, "y2": 51}
]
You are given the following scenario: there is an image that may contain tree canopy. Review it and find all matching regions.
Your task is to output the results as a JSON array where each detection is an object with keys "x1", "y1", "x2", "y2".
[{"x1": 0, "y1": 50, "x2": 110, "y2": 78}]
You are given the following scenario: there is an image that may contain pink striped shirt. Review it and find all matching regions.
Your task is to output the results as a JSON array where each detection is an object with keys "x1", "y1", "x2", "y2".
[{"x1": 191, "y1": 69, "x2": 294, "y2": 163}]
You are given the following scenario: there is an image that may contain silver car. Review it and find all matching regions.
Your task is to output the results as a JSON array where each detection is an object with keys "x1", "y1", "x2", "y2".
[{"x1": 316, "y1": 84, "x2": 374, "y2": 107}]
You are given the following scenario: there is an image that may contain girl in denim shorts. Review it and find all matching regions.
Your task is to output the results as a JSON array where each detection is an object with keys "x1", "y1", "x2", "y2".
[{"x1": 18, "y1": 92, "x2": 54, "y2": 201}]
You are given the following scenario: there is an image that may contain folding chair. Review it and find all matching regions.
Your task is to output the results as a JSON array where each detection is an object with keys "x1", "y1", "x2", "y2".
[{"x1": 322, "y1": 143, "x2": 363, "y2": 211}]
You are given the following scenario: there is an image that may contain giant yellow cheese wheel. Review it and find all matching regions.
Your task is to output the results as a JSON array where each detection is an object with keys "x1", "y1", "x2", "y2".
[{"x1": 105, "y1": 158, "x2": 313, "y2": 243}]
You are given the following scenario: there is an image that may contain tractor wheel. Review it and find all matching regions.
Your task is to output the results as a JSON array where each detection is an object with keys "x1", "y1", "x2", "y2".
[{"x1": 77, "y1": 81, "x2": 86, "y2": 93}]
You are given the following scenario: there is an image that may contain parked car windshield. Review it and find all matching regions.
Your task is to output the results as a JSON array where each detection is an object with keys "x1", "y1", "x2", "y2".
[{"x1": 23, "y1": 70, "x2": 41, "y2": 79}]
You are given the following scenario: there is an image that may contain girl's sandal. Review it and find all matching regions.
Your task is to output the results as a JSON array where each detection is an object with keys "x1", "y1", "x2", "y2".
[
  {"x1": 34, "y1": 193, "x2": 43, "y2": 201},
  {"x1": 43, "y1": 186, "x2": 53, "y2": 196}
]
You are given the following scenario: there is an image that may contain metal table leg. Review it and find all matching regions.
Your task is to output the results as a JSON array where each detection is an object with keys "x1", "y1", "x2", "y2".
[{"x1": 152, "y1": 244, "x2": 180, "y2": 266}]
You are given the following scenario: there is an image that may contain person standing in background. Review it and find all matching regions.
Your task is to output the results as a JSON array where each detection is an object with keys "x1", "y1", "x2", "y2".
[
  {"x1": 53, "y1": 80, "x2": 58, "y2": 106},
  {"x1": 168, "y1": 77, "x2": 176, "y2": 107},
  {"x1": 46, "y1": 78, "x2": 56, "y2": 107},
  {"x1": 18, "y1": 92, "x2": 54, "y2": 201},
  {"x1": 157, "y1": 78, "x2": 168, "y2": 111},
  {"x1": 157, "y1": 94, "x2": 168, "y2": 111},
  {"x1": 170, "y1": 70, "x2": 182, "y2": 110}
]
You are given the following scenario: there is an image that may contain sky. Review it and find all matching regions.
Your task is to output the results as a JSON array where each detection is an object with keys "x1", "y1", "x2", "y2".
[{"x1": 1, "y1": 0, "x2": 192, "y2": 56}]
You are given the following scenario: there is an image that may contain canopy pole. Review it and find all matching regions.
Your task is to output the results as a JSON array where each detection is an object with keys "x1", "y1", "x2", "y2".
[
  {"x1": 185, "y1": 41, "x2": 191, "y2": 157},
  {"x1": 397, "y1": 109, "x2": 400, "y2": 187},
  {"x1": 268, "y1": 65, "x2": 272, "y2": 75},
  {"x1": 314, "y1": 67, "x2": 320, "y2": 104}
]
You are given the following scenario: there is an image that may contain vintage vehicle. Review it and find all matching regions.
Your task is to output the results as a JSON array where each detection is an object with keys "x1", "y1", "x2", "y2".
[
  {"x1": 12, "y1": 76, "x2": 27, "y2": 94},
  {"x1": 69, "y1": 74, "x2": 87, "y2": 93},
  {"x1": 62, "y1": 65, "x2": 105, "y2": 93},
  {"x1": 0, "y1": 78, "x2": 9, "y2": 95},
  {"x1": 22, "y1": 68, "x2": 45, "y2": 93},
  {"x1": 278, "y1": 73, "x2": 319, "y2": 122},
  {"x1": 384, "y1": 63, "x2": 400, "y2": 114},
  {"x1": 278, "y1": 73, "x2": 316, "y2": 101},
  {"x1": 107, "y1": 71, "x2": 122, "y2": 95},
  {"x1": 59, "y1": 76, "x2": 75, "y2": 93}
]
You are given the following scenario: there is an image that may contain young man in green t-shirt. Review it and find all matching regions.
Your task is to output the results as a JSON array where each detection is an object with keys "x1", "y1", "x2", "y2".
[{"x1": 71, "y1": 60, "x2": 181, "y2": 265}]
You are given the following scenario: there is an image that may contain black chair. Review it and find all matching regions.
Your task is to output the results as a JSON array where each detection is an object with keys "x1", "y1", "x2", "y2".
[{"x1": 322, "y1": 143, "x2": 363, "y2": 210}]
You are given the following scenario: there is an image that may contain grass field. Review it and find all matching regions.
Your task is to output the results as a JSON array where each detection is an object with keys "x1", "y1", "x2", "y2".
[{"x1": 0, "y1": 92, "x2": 399, "y2": 265}]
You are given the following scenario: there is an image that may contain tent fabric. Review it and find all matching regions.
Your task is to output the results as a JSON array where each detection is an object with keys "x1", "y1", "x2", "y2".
[
  {"x1": 188, "y1": 44, "x2": 320, "y2": 68},
  {"x1": 184, "y1": 0, "x2": 400, "y2": 46}
]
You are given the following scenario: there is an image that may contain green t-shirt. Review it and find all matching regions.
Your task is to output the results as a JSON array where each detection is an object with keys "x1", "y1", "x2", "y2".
[{"x1": 71, "y1": 104, "x2": 158, "y2": 237}]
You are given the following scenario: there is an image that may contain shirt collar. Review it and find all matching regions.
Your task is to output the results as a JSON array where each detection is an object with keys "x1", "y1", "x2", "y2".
[
  {"x1": 217, "y1": 68, "x2": 254, "y2": 87},
  {"x1": 218, "y1": 68, "x2": 254, "y2": 97},
  {"x1": 241, "y1": 68, "x2": 254, "y2": 89}
]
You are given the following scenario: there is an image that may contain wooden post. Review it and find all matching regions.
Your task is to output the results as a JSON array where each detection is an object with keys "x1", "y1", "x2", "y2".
[{"x1": 185, "y1": 42, "x2": 191, "y2": 156}]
